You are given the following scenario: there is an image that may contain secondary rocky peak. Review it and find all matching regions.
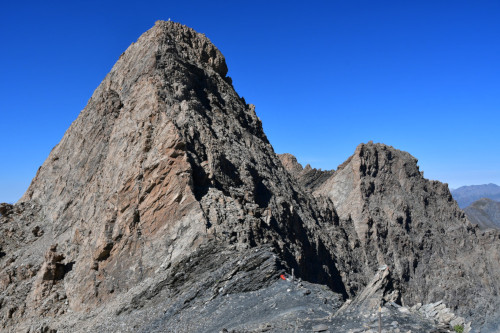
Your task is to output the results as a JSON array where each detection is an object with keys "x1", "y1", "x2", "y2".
[
  {"x1": 316, "y1": 141, "x2": 452, "y2": 222},
  {"x1": 336, "y1": 141, "x2": 421, "y2": 180},
  {"x1": 313, "y1": 142, "x2": 500, "y2": 324},
  {"x1": 278, "y1": 153, "x2": 304, "y2": 176}
]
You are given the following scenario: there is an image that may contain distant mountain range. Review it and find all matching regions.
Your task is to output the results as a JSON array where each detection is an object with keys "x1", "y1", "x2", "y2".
[
  {"x1": 464, "y1": 198, "x2": 500, "y2": 230},
  {"x1": 451, "y1": 183, "x2": 500, "y2": 208}
]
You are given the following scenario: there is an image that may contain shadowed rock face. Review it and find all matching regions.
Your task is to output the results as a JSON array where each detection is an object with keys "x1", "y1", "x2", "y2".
[{"x1": 1, "y1": 21, "x2": 500, "y2": 332}]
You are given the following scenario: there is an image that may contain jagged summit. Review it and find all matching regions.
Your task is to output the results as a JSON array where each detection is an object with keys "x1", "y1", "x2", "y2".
[
  {"x1": 2, "y1": 22, "x2": 349, "y2": 330},
  {"x1": 16, "y1": 18, "x2": 285, "y2": 306},
  {"x1": 316, "y1": 141, "x2": 453, "y2": 225},
  {"x1": 1, "y1": 23, "x2": 500, "y2": 332},
  {"x1": 278, "y1": 153, "x2": 334, "y2": 192}
]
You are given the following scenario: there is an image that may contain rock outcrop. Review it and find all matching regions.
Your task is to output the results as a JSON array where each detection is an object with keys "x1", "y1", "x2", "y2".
[
  {"x1": 334, "y1": 267, "x2": 471, "y2": 333},
  {"x1": 1, "y1": 21, "x2": 500, "y2": 332}
]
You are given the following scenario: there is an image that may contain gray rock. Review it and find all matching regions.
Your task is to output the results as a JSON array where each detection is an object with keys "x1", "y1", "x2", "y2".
[{"x1": 312, "y1": 324, "x2": 329, "y2": 331}]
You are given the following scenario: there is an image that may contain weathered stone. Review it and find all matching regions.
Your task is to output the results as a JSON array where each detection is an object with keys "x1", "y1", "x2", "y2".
[
  {"x1": 0, "y1": 203, "x2": 13, "y2": 217},
  {"x1": 312, "y1": 323, "x2": 329, "y2": 331}
]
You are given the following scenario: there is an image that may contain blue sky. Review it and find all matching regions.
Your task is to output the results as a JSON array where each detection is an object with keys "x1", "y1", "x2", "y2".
[{"x1": 1, "y1": 1, "x2": 499, "y2": 203}]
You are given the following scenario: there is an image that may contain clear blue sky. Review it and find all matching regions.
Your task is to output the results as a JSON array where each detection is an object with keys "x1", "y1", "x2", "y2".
[{"x1": 1, "y1": 1, "x2": 499, "y2": 203}]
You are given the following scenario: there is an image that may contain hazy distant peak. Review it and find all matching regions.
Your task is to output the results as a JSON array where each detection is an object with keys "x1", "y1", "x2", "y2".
[
  {"x1": 464, "y1": 197, "x2": 500, "y2": 230},
  {"x1": 451, "y1": 183, "x2": 500, "y2": 208}
]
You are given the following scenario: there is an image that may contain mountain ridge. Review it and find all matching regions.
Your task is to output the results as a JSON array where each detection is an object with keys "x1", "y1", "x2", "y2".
[
  {"x1": 464, "y1": 198, "x2": 500, "y2": 230},
  {"x1": 451, "y1": 183, "x2": 500, "y2": 208},
  {"x1": 1, "y1": 21, "x2": 500, "y2": 332}
]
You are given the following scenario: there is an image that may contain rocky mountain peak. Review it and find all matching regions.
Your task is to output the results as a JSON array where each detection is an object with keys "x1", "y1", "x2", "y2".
[
  {"x1": 316, "y1": 141, "x2": 450, "y2": 220},
  {"x1": 2, "y1": 22, "x2": 347, "y2": 328},
  {"x1": 313, "y1": 142, "x2": 500, "y2": 323},
  {"x1": 2, "y1": 23, "x2": 500, "y2": 332},
  {"x1": 10, "y1": 21, "x2": 271, "y2": 319},
  {"x1": 336, "y1": 141, "x2": 421, "y2": 179},
  {"x1": 277, "y1": 143, "x2": 500, "y2": 329}
]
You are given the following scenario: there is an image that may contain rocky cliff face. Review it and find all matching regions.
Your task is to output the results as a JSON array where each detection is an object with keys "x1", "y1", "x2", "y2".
[{"x1": 1, "y1": 21, "x2": 500, "y2": 332}]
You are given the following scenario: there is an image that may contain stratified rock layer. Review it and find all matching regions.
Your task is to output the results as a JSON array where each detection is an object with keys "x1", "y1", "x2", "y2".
[{"x1": 1, "y1": 21, "x2": 500, "y2": 333}]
